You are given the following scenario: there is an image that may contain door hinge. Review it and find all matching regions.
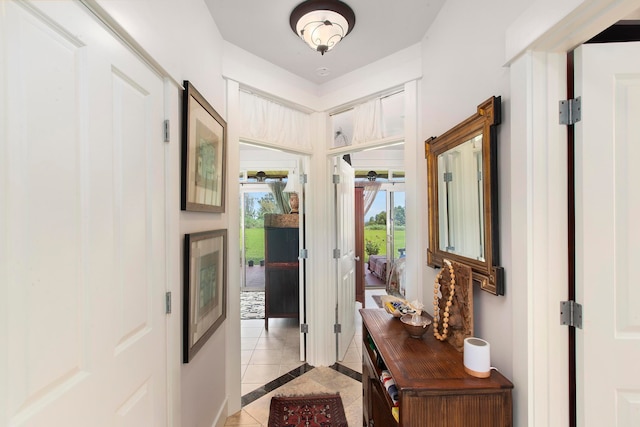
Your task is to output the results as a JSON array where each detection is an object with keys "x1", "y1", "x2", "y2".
[
  {"x1": 333, "y1": 248, "x2": 341, "y2": 259},
  {"x1": 299, "y1": 173, "x2": 308, "y2": 185},
  {"x1": 299, "y1": 248, "x2": 308, "y2": 259},
  {"x1": 560, "y1": 300, "x2": 582, "y2": 329},
  {"x1": 300, "y1": 324, "x2": 309, "y2": 334},
  {"x1": 334, "y1": 323, "x2": 342, "y2": 333},
  {"x1": 332, "y1": 174, "x2": 340, "y2": 184},
  {"x1": 559, "y1": 97, "x2": 581, "y2": 125},
  {"x1": 163, "y1": 119, "x2": 170, "y2": 142},
  {"x1": 165, "y1": 291, "x2": 172, "y2": 314},
  {"x1": 443, "y1": 171, "x2": 453, "y2": 182}
]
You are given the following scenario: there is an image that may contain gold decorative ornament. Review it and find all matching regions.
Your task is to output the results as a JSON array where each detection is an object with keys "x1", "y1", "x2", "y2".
[{"x1": 433, "y1": 259, "x2": 456, "y2": 341}]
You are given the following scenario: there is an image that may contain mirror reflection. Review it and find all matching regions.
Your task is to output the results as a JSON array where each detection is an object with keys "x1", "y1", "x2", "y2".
[
  {"x1": 437, "y1": 134, "x2": 484, "y2": 260},
  {"x1": 426, "y1": 96, "x2": 503, "y2": 295}
]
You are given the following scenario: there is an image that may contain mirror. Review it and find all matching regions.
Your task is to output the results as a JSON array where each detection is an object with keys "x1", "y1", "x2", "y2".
[{"x1": 425, "y1": 96, "x2": 504, "y2": 295}]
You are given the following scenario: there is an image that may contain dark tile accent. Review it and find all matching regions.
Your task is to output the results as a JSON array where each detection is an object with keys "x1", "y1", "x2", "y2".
[
  {"x1": 241, "y1": 363, "x2": 315, "y2": 407},
  {"x1": 330, "y1": 363, "x2": 362, "y2": 383}
]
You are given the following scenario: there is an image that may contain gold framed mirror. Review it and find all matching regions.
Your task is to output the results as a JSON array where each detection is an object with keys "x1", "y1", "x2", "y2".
[{"x1": 425, "y1": 96, "x2": 504, "y2": 295}]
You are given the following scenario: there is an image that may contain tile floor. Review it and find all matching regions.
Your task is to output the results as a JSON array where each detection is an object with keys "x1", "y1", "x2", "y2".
[{"x1": 226, "y1": 289, "x2": 386, "y2": 426}]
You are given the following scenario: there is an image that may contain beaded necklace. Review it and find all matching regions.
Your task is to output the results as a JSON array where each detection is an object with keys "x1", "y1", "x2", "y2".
[{"x1": 433, "y1": 260, "x2": 456, "y2": 341}]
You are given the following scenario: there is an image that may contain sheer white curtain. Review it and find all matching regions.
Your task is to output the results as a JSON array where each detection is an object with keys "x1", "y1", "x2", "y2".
[
  {"x1": 351, "y1": 98, "x2": 382, "y2": 145},
  {"x1": 239, "y1": 91, "x2": 311, "y2": 149},
  {"x1": 268, "y1": 181, "x2": 290, "y2": 214},
  {"x1": 362, "y1": 181, "x2": 381, "y2": 217}
]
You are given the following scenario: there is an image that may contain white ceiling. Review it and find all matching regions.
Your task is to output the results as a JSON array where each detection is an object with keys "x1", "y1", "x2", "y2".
[{"x1": 204, "y1": 0, "x2": 446, "y2": 84}]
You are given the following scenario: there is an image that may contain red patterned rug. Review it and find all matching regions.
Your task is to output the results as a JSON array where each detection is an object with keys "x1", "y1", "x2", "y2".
[{"x1": 267, "y1": 393, "x2": 348, "y2": 427}]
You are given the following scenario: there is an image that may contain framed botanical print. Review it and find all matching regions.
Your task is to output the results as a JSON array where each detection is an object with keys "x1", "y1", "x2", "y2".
[
  {"x1": 183, "y1": 229, "x2": 227, "y2": 362},
  {"x1": 181, "y1": 80, "x2": 226, "y2": 212}
]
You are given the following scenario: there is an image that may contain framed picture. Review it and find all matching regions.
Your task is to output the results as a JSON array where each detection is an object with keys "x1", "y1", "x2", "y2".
[
  {"x1": 181, "y1": 80, "x2": 226, "y2": 212},
  {"x1": 183, "y1": 229, "x2": 227, "y2": 362}
]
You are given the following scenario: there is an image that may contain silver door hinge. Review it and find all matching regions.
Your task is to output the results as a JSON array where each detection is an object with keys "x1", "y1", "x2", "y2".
[
  {"x1": 334, "y1": 324, "x2": 342, "y2": 333},
  {"x1": 165, "y1": 292, "x2": 172, "y2": 314},
  {"x1": 443, "y1": 171, "x2": 453, "y2": 182},
  {"x1": 559, "y1": 97, "x2": 581, "y2": 125},
  {"x1": 163, "y1": 119, "x2": 170, "y2": 142},
  {"x1": 332, "y1": 174, "x2": 340, "y2": 184},
  {"x1": 560, "y1": 300, "x2": 582, "y2": 329},
  {"x1": 299, "y1": 248, "x2": 308, "y2": 259},
  {"x1": 299, "y1": 173, "x2": 308, "y2": 185},
  {"x1": 333, "y1": 248, "x2": 341, "y2": 259},
  {"x1": 300, "y1": 324, "x2": 309, "y2": 334}
]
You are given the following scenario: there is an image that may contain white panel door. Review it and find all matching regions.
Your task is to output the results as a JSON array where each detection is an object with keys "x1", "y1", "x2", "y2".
[
  {"x1": 298, "y1": 157, "x2": 308, "y2": 361},
  {"x1": 1, "y1": 2, "x2": 168, "y2": 426},
  {"x1": 574, "y1": 42, "x2": 640, "y2": 426},
  {"x1": 334, "y1": 158, "x2": 356, "y2": 361}
]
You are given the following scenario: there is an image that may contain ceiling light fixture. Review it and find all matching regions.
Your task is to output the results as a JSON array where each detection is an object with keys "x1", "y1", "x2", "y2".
[
  {"x1": 290, "y1": 0, "x2": 356, "y2": 56},
  {"x1": 255, "y1": 171, "x2": 267, "y2": 182}
]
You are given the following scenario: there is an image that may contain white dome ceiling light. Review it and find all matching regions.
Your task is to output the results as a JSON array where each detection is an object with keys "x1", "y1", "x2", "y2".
[{"x1": 289, "y1": 0, "x2": 356, "y2": 56}]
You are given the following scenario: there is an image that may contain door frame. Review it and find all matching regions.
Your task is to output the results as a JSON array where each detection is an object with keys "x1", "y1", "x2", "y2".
[
  {"x1": 237, "y1": 144, "x2": 310, "y2": 347},
  {"x1": 506, "y1": 1, "x2": 640, "y2": 425},
  {"x1": 355, "y1": 186, "x2": 365, "y2": 305}
]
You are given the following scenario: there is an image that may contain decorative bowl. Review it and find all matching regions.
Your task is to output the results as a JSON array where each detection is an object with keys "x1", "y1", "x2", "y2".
[
  {"x1": 400, "y1": 313, "x2": 432, "y2": 339},
  {"x1": 381, "y1": 295, "x2": 414, "y2": 317}
]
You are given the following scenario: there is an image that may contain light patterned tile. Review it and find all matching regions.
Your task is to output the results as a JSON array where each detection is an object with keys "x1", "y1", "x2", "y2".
[
  {"x1": 280, "y1": 349, "x2": 304, "y2": 364},
  {"x1": 279, "y1": 363, "x2": 304, "y2": 375},
  {"x1": 226, "y1": 295, "x2": 393, "y2": 425},
  {"x1": 223, "y1": 409, "x2": 261, "y2": 426},
  {"x1": 249, "y1": 348, "x2": 284, "y2": 364},
  {"x1": 241, "y1": 392, "x2": 272, "y2": 426},
  {"x1": 340, "y1": 360, "x2": 362, "y2": 374},
  {"x1": 344, "y1": 395, "x2": 364, "y2": 427},
  {"x1": 254, "y1": 336, "x2": 286, "y2": 350},
  {"x1": 241, "y1": 319, "x2": 265, "y2": 328},
  {"x1": 241, "y1": 350, "x2": 253, "y2": 365},
  {"x1": 241, "y1": 337, "x2": 259, "y2": 350},
  {"x1": 241, "y1": 327, "x2": 263, "y2": 338},
  {"x1": 243, "y1": 364, "x2": 282, "y2": 384},
  {"x1": 341, "y1": 347, "x2": 361, "y2": 363}
]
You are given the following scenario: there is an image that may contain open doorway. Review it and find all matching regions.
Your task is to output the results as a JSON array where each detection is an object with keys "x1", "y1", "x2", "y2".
[
  {"x1": 347, "y1": 147, "x2": 406, "y2": 306},
  {"x1": 358, "y1": 177, "x2": 405, "y2": 289},
  {"x1": 238, "y1": 143, "x2": 309, "y2": 403}
]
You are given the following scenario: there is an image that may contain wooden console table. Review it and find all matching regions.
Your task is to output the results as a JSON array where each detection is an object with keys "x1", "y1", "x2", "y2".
[{"x1": 361, "y1": 308, "x2": 513, "y2": 426}]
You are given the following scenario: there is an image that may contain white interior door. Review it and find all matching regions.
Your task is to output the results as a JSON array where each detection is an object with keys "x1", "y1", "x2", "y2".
[
  {"x1": 574, "y1": 41, "x2": 640, "y2": 426},
  {"x1": 1, "y1": 2, "x2": 168, "y2": 425},
  {"x1": 334, "y1": 157, "x2": 356, "y2": 361},
  {"x1": 298, "y1": 157, "x2": 308, "y2": 361}
]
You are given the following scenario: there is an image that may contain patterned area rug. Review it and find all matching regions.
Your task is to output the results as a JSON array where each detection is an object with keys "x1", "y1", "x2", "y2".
[
  {"x1": 241, "y1": 291, "x2": 265, "y2": 320},
  {"x1": 267, "y1": 393, "x2": 347, "y2": 427}
]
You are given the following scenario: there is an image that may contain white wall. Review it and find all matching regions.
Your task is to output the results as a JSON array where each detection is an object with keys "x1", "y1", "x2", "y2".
[
  {"x1": 418, "y1": 0, "x2": 531, "y2": 423},
  {"x1": 94, "y1": 1, "x2": 230, "y2": 426}
]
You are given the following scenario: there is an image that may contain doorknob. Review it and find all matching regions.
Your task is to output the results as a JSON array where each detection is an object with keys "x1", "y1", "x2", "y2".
[{"x1": 354, "y1": 256, "x2": 360, "y2": 262}]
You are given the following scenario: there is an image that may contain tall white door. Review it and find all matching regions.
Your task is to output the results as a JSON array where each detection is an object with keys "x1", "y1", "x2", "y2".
[
  {"x1": 334, "y1": 158, "x2": 356, "y2": 361},
  {"x1": 1, "y1": 2, "x2": 168, "y2": 426},
  {"x1": 298, "y1": 158, "x2": 308, "y2": 361},
  {"x1": 574, "y1": 42, "x2": 640, "y2": 426}
]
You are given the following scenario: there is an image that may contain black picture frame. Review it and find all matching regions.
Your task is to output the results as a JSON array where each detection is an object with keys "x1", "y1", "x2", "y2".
[
  {"x1": 181, "y1": 80, "x2": 226, "y2": 213},
  {"x1": 183, "y1": 229, "x2": 227, "y2": 362}
]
